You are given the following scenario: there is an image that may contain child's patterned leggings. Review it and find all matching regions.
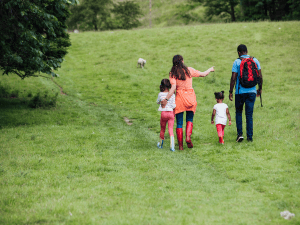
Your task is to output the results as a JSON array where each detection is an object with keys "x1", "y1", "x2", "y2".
[
  {"x1": 160, "y1": 111, "x2": 175, "y2": 139},
  {"x1": 216, "y1": 124, "x2": 226, "y2": 137}
]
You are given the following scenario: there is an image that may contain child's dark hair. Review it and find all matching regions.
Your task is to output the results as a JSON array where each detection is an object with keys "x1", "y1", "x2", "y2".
[
  {"x1": 214, "y1": 91, "x2": 225, "y2": 99},
  {"x1": 160, "y1": 79, "x2": 171, "y2": 92}
]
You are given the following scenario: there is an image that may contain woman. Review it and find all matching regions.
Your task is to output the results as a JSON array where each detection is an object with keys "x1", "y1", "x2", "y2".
[{"x1": 161, "y1": 55, "x2": 214, "y2": 150}]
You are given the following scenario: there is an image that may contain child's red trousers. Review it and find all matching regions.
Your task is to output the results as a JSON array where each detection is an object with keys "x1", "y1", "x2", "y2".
[
  {"x1": 160, "y1": 111, "x2": 175, "y2": 139},
  {"x1": 216, "y1": 124, "x2": 225, "y2": 143},
  {"x1": 216, "y1": 124, "x2": 225, "y2": 137}
]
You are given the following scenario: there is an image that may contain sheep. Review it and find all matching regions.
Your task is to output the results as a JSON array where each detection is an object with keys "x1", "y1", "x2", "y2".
[{"x1": 137, "y1": 58, "x2": 146, "y2": 68}]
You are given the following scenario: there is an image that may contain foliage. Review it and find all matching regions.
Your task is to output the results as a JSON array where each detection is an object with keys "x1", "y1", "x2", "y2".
[
  {"x1": 28, "y1": 91, "x2": 58, "y2": 108},
  {"x1": 191, "y1": 0, "x2": 240, "y2": 21},
  {"x1": 67, "y1": 0, "x2": 142, "y2": 31},
  {"x1": 286, "y1": 0, "x2": 300, "y2": 19},
  {"x1": 240, "y1": 0, "x2": 300, "y2": 21},
  {"x1": 67, "y1": 0, "x2": 112, "y2": 31},
  {"x1": 0, "y1": 0, "x2": 77, "y2": 79},
  {"x1": 190, "y1": 0, "x2": 300, "y2": 22},
  {"x1": 111, "y1": 1, "x2": 142, "y2": 29}
]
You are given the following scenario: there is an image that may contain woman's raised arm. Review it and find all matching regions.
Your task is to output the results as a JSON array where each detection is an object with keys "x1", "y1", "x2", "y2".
[{"x1": 198, "y1": 66, "x2": 215, "y2": 77}]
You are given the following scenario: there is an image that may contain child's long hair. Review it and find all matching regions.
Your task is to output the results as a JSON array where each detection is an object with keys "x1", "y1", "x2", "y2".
[
  {"x1": 214, "y1": 91, "x2": 224, "y2": 100},
  {"x1": 170, "y1": 55, "x2": 191, "y2": 80},
  {"x1": 160, "y1": 79, "x2": 171, "y2": 92}
]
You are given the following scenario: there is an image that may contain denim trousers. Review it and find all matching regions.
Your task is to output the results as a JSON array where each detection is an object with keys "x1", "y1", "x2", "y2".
[
  {"x1": 176, "y1": 111, "x2": 194, "y2": 128},
  {"x1": 235, "y1": 93, "x2": 256, "y2": 139}
]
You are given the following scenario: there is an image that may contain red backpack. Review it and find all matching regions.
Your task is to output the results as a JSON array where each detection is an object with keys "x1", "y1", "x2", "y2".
[{"x1": 238, "y1": 57, "x2": 259, "y2": 88}]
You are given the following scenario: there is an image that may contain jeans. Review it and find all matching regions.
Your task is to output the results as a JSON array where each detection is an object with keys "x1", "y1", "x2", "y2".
[
  {"x1": 176, "y1": 111, "x2": 194, "y2": 128},
  {"x1": 235, "y1": 93, "x2": 256, "y2": 139}
]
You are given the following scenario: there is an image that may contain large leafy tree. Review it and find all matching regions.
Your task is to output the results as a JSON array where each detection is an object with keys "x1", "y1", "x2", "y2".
[
  {"x1": 286, "y1": 0, "x2": 300, "y2": 19},
  {"x1": 241, "y1": 0, "x2": 291, "y2": 20},
  {"x1": 111, "y1": 1, "x2": 142, "y2": 30},
  {"x1": 0, "y1": 0, "x2": 78, "y2": 79},
  {"x1": 239, "y1": 0, "x2": 300, "y2": 21},
  {"x1": 192, "y1": 0, "x2": 240, "y2": 21},
  {"x1": 67, "y1": 0, "x2": 112, "y2": 31}
]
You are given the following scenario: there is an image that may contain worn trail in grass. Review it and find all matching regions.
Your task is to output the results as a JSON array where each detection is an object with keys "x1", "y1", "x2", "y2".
[{"x1": 1, "y1": 21, "x2": 300, "y2": 224}]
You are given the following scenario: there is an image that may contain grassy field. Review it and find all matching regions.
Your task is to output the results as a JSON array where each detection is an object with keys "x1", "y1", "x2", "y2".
[
  {"x1": 1, "y1": 21, "x2": 300, "y2": 224},
  {"x1": 120, "y1": 0, "x2": 211, "y2": 28}
]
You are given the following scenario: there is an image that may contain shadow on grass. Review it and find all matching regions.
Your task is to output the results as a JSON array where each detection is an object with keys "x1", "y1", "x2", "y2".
[{"x1": 0, "y1": 95, "x2": 83, "y2": 130}]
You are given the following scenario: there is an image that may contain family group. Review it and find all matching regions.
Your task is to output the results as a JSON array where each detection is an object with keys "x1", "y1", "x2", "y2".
[{"x1": 156, "y1": 44, "x2": 263, "y2": 151}]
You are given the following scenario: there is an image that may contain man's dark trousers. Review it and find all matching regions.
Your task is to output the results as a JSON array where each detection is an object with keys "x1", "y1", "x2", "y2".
[{"x1": 235, "y1": 93, "x2": 256, "y2": 140}]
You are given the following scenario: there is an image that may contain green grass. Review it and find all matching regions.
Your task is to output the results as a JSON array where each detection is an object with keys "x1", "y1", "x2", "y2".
[
  {"x1": 1, "y1": 21, "x2": 300, "y2": 224},
  {"x1": 124, "y1": 0, "x2": 212, "y2": 28}
]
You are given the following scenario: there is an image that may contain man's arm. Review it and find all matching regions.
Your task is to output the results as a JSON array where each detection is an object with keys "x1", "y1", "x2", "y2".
[
  {"x1": 257, "y1": 69, "x2": 263, "y2": 96},
  {"x1": 226, "y1": 108, "x2": 232, "y2": 125},
  {"x1": 229, "y1": 72, "x2": 237, "y2": 101}
]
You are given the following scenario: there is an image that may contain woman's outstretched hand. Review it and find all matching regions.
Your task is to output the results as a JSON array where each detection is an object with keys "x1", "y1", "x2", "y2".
[
  {"x1": 160, "y1": 99, "x2": 167, "y2": 108},
  {"x1": 210, "y1": 66, "x2": 215, "y2": 72}
]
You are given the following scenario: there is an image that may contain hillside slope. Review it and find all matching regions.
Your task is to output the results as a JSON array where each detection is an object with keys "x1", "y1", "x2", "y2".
[
  {"x1": 116, "y1": 0, "x2": 210, "y2": 28},
  {"x1": 1, "y1": 21, "x2": 300, "y2": 224}
]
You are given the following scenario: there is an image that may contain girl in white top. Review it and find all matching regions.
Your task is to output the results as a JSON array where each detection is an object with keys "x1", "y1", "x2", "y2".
[
  {"x1": 211, "y1": 91, "x2": 231, "y2": 144},
  {"x1": 156, "y1": 79, "x2": 176, "y2": 151}
]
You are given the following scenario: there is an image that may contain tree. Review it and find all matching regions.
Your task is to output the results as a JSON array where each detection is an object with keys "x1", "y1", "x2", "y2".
[
  {"x1": 0, "y1": 0, "x2": 78, "y2": 79},
  {"x1": 240, "y1": 0, "x2": 299, "y2": 21},
  {"x1": 111, "y1": 1, "x2": 142, "y2": 30},
  {"x1": 286, "y1": 0, "x2": 300, "y2": 19},
  {"x1": 192, "y1": 0, "x2": 240, "y2": 21},
  {"x1": 67, "y1": 0, "x2": 112, "y2": 31}
]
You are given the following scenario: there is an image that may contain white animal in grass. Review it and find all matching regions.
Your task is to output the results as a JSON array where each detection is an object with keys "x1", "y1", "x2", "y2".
[{"x1": 137, "y1": 58, "x2": 146, "y2": 68}]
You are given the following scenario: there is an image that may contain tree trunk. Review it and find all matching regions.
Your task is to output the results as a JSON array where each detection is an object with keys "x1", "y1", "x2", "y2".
[
  {"x1": 263, "y1": 0, "x2": 268, "y2": 17},
  {"x1": 231, "y1": 3, "x2": 236, "y2": 21},
  {"x1": 93, "y1": 18, "x2": 98, "y2": 31}
]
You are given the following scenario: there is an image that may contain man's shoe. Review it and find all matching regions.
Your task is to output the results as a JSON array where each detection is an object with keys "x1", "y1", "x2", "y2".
[
  {"x1": 247, "y1": 138, "x2": 253, "y2": 142},
  {"x1": 236, "y1": 135, "x2": 244, "y2": 142}
]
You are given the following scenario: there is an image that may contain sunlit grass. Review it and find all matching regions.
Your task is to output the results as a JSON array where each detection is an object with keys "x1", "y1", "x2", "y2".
[{"x1": 0, "y1": 21, "x2": 300, "y2": 224}]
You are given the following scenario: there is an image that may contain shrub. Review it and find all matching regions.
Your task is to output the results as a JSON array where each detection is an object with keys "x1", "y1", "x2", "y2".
[
  {"x1": 0, "y1": 83, "x2": 10, "y2": 98},
  {"x1": 10, "y1": 90, "x2": 19, "y2": 98},
  {"x1": 28, "y1": 92, "x2": 59, "y2": 108}
]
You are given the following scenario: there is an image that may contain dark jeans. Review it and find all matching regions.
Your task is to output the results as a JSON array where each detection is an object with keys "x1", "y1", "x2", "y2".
[
  {"x1": 176, "y1": 111, "x2": 194, "y2": 128},
  {"x1": 235, "y1": 93, "x2": 256, "y2": 139}
]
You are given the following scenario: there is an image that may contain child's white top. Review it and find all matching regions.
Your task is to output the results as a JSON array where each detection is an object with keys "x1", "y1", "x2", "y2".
[
  {"x1": 157, "y1": 92, "x2": 176, "y2": 111},
  {"x1": 213, "y1": 103, "x2": 228, "y2": 125}
]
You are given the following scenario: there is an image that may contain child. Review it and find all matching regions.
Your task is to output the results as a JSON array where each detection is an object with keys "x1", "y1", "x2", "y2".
[
  {"x1": 156, "y1": 79, "x2": 176, "y2": 151},
  {"x1": 211, "y1": 91, "x2": 232, "y2": 144}
]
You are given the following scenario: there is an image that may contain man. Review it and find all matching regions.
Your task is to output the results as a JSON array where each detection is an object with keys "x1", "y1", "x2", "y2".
[{"x1": 229, "y1": 44, "x2": 263, "y2": 142}]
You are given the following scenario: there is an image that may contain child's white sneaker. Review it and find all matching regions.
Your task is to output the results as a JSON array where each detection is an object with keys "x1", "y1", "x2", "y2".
[
  {"x1": 157, "y1": 140, "x2": 164, "y2": 149},
  {"x1": 170, "y1": 136, "x2": 175, "y2": 152}
]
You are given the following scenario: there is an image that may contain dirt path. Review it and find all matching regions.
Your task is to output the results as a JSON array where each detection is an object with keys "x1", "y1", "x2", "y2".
[{"x1": 51, "y1": 78, "x2": 67, "y2": 95}]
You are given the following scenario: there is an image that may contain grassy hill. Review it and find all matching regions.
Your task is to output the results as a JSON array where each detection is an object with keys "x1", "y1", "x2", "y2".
[
  {"x1": 120, "y1": 0, "x2": 210, "y2": 28},
  {"x1": 1, "y1": 21, "x2": 300, "y2": 224}
]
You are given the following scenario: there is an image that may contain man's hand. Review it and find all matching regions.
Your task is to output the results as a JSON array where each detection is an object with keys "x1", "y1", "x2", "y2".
[
  {"x1": 228, "y1": 120, "x2": 232, "y2": 126},
  {"x1": 256, "y1": 89, "x2": 262, "y2": 97},
  {"x1": 229, "y1": 93, "x2": 233, "y2": 101},
  {"x1": 211, "y1": 120, "x2": 214, "y2": 124}
]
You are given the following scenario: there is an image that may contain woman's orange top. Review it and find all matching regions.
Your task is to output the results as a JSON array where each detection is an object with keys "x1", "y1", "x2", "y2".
[{"x1": 169, "y1": 67, "x2": 201, "y2": 115}]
